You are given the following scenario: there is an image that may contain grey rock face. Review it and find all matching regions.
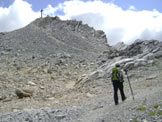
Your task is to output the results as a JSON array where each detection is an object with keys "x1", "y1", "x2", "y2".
[{"x1": 113, "y1": 42, "x2": 127, "y2": 51}]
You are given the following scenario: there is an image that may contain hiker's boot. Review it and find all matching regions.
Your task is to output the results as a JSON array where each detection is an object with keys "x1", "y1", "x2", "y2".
[
  {"x1": 122, "y1": 97, "x2": 127, "y2": 101},
  {"x1": 115, "y1": 102, "x2": 118, "y2": 105}
]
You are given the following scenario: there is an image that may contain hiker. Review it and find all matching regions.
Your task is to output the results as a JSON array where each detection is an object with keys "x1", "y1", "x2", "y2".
[{"x1": 111, "y1": 63, "x2": 126, "y2": 105}]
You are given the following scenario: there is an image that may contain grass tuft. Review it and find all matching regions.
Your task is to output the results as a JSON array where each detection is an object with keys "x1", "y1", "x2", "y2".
[
  {"x1": 148, "y1": 112, "x2": 156, "y2": 116},
  {"x1": 133, "y1": 120, "x2": 138, "y2": 122},
  {"x1": 136, "y1": 106, "x2": 146, "y2": 111},
  {"x1": 156, "y1": 111, "x2": 162, "y2": 116},
  {"x1": 154, "y1": 104, "x2": 159, "y2": 109}
]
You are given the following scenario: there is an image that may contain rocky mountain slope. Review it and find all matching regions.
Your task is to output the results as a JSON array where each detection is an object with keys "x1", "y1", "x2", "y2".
[
  {"x1": 0, "y1": 16, "x2": 108, "y2": 60},
  {"x1": 0, "y1": 17, "x2": 162, "y2": 122}
]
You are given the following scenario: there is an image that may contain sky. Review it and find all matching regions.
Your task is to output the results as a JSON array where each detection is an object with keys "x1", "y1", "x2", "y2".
[{"x1": 0, "y1": 0, "x2": 162, "y2": 45}]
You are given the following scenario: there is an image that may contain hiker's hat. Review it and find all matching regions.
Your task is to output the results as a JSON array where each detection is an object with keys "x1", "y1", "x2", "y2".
[{"x1": 115, "y1": 63, "x2": 120, "y2": 67}]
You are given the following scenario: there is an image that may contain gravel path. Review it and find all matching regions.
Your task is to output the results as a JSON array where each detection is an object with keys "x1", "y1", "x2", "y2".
[{"x1": 0, "y1": 75, "x2": 162, "y2": 122}]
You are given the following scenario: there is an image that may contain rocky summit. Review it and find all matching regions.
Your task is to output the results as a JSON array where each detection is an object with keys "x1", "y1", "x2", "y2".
[{"x1": 0, "y1": 17, "x2": 162, "y2": 122}]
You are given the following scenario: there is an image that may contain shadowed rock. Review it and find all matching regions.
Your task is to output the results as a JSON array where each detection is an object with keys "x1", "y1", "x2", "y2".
[{"x1": 15, "y1": 89, "x2": 33, "y2": 99}]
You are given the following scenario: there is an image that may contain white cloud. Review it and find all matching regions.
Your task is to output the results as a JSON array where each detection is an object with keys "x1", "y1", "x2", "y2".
[
  {"x1": 0, "y1": 0, "x2": 40, "y2": 32},
  {"x1": 129, "y1": 6, "x2": 136, "y2": 10},
  {"x1": 56, "y1": 0, "x2": 162, "y2": 45},
  {"x1": 0, "y1": 0, "x2": 162, "y2": 45},
  {"x1": 0, "y1": 0, "x2": 59, "y2": 32},
  {"x1": 43, "y1": 5, "x2": 57, "y2": 16}
]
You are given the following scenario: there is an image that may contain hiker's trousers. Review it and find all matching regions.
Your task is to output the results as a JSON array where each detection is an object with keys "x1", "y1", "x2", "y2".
[{"x1": 112, "y1": 81, "x2": 126, "y2": 104}]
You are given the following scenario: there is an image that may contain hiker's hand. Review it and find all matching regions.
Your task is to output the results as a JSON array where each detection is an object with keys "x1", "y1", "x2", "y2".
[{"x1": 124, "y1": 69, "x2": 128, "y2": 74}]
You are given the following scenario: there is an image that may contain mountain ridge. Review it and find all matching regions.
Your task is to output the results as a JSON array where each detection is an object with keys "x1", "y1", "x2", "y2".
[{"x1": 0, "y1": 16, "x2": 108, "y2": 62}]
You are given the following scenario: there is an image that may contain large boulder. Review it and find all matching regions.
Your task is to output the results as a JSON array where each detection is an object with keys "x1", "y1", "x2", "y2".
[{"x1": 15, "y1": 89, "x2": 33, "y2": 99}]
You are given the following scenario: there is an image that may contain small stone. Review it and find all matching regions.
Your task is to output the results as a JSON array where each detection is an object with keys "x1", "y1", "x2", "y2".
[
  {"x1": 0, "y1": 95, "x2": 6, "y2": 101},
  {"x1": 48, "y1": 97, "x2": 55, "y2": 100},
  {"x1": 54, "y1": 100, "x2": 59, "y2": 104},
  {"x1": 28, "y1": 81, "x2": 36, "y2": 86},
  {"x1": 129, "y1": 119, "x2": 133, "y2": 122},
  {"x1": 90, "y1": 62, "x2": 94, "y2": 65},
  {"x1": 13, "y1": 109, "x2": 19, "y2": 112},
  {"x1": 142, "y1": 119, "x2": 148, "y2": 122},
  {"x1": 86, "y1": 93, "x2": 94, "y2": 98},
  {"x1": 82, "y1": 74, "x2": 86, "y2": 77},
  {"x1": 55, "y1": 115, "x2": 66, "y2": 120},
  {"x1": 40, "y1": 86, "x2": 45, "y2": 89},
  {"x1": 2, "y1": 98, "x2": 12, "y2": 102},
  {"x1": 146, "y1": 75, "x2": 157, "y2": 80}
]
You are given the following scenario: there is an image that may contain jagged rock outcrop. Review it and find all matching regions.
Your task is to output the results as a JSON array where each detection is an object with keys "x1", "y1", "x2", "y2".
[
  {"x1": 113, "y1": 42, "x2": 127, "y2": 51},
  {"x1": 78, "y1": 39, "x2": 162, "y2": 86},
  {"x1": 124, "y1": 39, "x2": 162, "y2": 58}
]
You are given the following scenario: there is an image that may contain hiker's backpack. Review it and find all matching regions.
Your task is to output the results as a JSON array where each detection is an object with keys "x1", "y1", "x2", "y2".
[{"x1": 111, "y1": 67, "x2": 123, "y2": 82}]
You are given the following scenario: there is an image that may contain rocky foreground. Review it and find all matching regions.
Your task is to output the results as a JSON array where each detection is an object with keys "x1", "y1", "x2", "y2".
[{"x1": 0, "y1": 17, "x2": 162, "y2": 122}]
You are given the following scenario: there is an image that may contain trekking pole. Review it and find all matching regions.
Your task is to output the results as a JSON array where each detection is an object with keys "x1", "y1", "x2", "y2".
[{"x1": 124, "y1": 69, "x2": 135, "y2": 100}]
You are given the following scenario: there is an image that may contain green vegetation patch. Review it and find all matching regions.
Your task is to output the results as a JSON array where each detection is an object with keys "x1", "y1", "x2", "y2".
[
  {"x1": 148, "y1": 111, "x2": 162, "y2": 116},
  {"x1": 136, "y1": 106, "x2": 146, "y2": 111},
  {"x1": 153, "y1": 104, "x2": 162, "y2": 109},
  {"x1": 154, "y1": 104, "x2": 159, "y2": 109},
  {"x1": 156, "y1": 111, "x2": 162, "y2": 116},
  {"x1": 133, "y1": 120, "x2": 138, "y2": 122},
  {"x1": 148, "y1": 111, "x2": 156, "y2": 116}
]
